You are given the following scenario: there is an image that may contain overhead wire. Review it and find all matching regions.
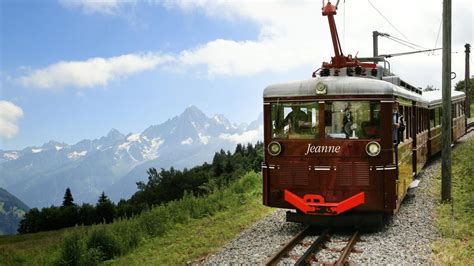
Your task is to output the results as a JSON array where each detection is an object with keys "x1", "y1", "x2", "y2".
[
  {"x1": 367, "y1": 0, "x2": 410, "y2": 41},
  {"x1": 343, "y1": 0, "x2": 345, "y2": 51},
  {"x1": 430, "y1": 18, "x2": 443, "y2": 56},
  {"x1": 434, "y1": 19, "x2": 443, "y2": 49},
  {"x1": 384, "y1": 36, "x2": 419, "y2": 50},
  {"x1": 386, "y1": 35, "x2": 427, "y2": 50}
]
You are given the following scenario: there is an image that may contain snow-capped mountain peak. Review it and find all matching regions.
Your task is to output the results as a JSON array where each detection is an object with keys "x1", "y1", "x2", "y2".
[{"x1": 0, "y1": 106, "x2": 262, "y2": 208}]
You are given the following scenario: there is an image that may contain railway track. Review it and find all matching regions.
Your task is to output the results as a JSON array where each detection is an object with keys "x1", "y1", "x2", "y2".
[
  {"x1": 467, "y1": 120, "x2": 474, "y2": 133},
  {"x1": 265, "y1": 226, "x2": 360, "y2": 266}
]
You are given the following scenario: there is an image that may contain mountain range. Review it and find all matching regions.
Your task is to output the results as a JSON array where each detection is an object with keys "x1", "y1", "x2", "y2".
[
  {"x1": 0, "y1": 187, "x2": 29, "y2": 235},
  {"x1": 0, "y1": 106, "x2": 262, "y2": 208}
]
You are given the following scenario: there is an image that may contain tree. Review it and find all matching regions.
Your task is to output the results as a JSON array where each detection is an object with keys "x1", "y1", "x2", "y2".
[
  {"x1": 455, "y1": 78, "x2": 474, "y2": 104},
  {"x1": 78, "y1": 203, "x2": 96, "y2": 225},
  {"x1": 235, "y1": 144, "x2": 244, "y2": 155},
  {"x1": 455, "y1": 78, "x2": 474, "y2": 91},
  {"x1": 423, "y1": 85, "x2": 439, "y2": 92},
  {"x1": 96, "y1": 192, "x2": 116, "y2": 224},
  {"x1": 62, "y1": 188, "x2": 75, "y2": 207},
  {"x1": 212, "y1": 152, "x2": 224, "y2": 177}
]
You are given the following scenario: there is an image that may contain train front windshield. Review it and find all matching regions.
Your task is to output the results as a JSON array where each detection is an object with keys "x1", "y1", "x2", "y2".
[
  {"x1": 271, "y1": 101, "x2": 381, "y2": 140},
  {"x1": 271, "y1": 102, "x2": 319, "y2": 139}
]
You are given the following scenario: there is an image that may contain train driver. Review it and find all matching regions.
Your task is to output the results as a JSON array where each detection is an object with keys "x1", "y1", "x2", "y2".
[{"x1": 284, "y1": 106, "x2": 308, "y2": 134}]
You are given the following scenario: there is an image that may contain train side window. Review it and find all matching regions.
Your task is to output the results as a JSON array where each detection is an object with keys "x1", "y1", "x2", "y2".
[
  {"x1": 430, "y1": 109, "x2": 435, "y2": 128},
  {"x1": 416, "y1": 108, "x2": 419, "y2": 133},
  {"x1": 439, "y1": 107, "x2": 442, "y2": 126},
  {"x1": 397, "y1": 106, "x2": 405, "y2": 142},
  {"x1": 435, "y1": 108, "x2": 440, "y2": 126},
  {"x1": 427, "y1": 109, "x2": 430, "y2": 129},
  {"x1": 271, "y1": 102, "x2": 319, "y2": 139},
  {"x1": 404, "y1": 106, "x2": 410, "y2": 139}
]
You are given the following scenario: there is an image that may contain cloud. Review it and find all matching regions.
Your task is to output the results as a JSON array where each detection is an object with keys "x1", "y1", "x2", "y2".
[
  {"x1": 36, "y1": 0, "x2": 473, "y2": 88},
  {"x1": 59, "y1": 0, "x2": 136, "y2": 15},
  {"x1": 18, "y1": 53, "x2": 173, "y2": 89},
  {"x1": 219, "y1": 129, "x2": 262, "y2": 144},
  {"x1": 166, "y1": 0, "x2": 472, "y2": 86},
  {"x1": 0, "y1": 101, "x2": 24, "y2": 139}
]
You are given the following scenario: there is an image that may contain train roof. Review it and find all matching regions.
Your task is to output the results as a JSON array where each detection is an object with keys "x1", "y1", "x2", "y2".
[{"x1": 263, "y1": 76, "x2": 465, "y2": 108}]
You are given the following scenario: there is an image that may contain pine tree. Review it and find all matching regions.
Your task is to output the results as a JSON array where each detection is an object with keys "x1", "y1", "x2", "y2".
[
  {"x1": 62, "y1": 188, "x2": 75, "y2": 207},
  {"x1": 96, "y1": 192, "x2": 116, "y2": 224}
]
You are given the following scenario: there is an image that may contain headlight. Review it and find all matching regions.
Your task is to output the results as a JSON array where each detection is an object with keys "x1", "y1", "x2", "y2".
[
  {"x1": 268, "y1": 141, "x2": 282, "y2": 156},
  {"x1": 366, "y1": 141, "x2": 381, "y2": 157}
]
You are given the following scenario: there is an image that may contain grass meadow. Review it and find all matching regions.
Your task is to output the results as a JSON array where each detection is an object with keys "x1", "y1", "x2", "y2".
[
  {"x1": 432, "y1": 134, "x2": 474, "y2": 264},
  {"x1": 0, "y1": 172, "x2": 272, "y2": 265}
]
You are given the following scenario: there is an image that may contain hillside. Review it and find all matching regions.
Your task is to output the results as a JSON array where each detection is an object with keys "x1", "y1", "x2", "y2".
[
  {"x1": 0, "y1": 188, "x2": 29, "y2": 235},
  {"x1": 0, "y1": 172, "x2": 271, "y2": 264}
]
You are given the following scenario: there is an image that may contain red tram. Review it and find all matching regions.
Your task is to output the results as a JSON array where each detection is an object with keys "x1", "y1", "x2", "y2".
[{"x1": 261, "y1": 1, "x2": 466, "y2": 226}]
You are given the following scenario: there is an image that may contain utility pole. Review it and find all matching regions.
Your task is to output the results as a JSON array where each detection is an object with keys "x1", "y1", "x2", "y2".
[
  {"x1": 373, "y1": 31, "x2": 379, "y2": 58},
  {"x1": 441, "y1": 0, "x2": 452, "y2": 202},
  {"x1": 372, "y1": 31, "x2": 389, "y2": 63},
  {"x1": 465, "y1": 43, "x2": 471, "y2": 119}
]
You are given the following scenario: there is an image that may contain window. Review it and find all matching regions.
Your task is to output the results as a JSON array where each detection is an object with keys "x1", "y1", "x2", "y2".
[
  {"x1": 439, "y1": 107, "x2": 442, "y2": 125},
  {"x1": 417, "y1": 108, "x2": 421, "y2": 133},
  {"x1": 430, "y1": 109, "x2": 435, "y2": 128},
  {"x1": 405, "y1": 106, "x2": 411, "y2": 139},
  {"x1": 271, "y1": 102, "x2": 319, "y2": 139},
  {"x1": 324, "y1": 101, "x2": 380, "y2": 139},
  {"x1": 435, "y1": 108, "x2": 440, "y2": 126}
]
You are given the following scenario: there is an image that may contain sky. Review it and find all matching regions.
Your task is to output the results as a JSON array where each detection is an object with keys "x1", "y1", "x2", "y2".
[{"x1": 0, "y1": 0, "x2": 472, "y2": 150}]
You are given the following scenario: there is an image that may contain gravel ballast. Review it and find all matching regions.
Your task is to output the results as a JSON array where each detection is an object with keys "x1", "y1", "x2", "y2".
[{"x1": 204, "y1": 131, "x2": 473, "y2": 265}]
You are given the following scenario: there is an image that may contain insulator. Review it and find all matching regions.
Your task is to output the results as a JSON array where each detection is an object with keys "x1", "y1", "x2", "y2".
[
  {"x1": 371, "y1": 68, "x2": 378, "y2": 77},
  {"x1": 321, "y1": 68, "x2": 330, "y2": 76},
  {"x1": 347, "y1": 68, "x2": 354, "y2": 76}
]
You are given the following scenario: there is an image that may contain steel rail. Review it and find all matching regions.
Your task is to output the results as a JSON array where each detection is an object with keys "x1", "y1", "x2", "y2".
[
  {"x1": 467, "y1": 121, "x2": 474, "y2": 130},
  {"x1": 334, "y1": 231, "x2": 359, "y2": 266},
  {"x1": 265, "y1": 225, "x2": 311, "y2": 266},
  {"x1": 294, "y1": 228, "x2": 331, "y2": 266}
]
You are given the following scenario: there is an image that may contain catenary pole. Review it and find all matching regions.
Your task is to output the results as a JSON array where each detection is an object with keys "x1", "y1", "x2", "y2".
[
  {"x1": 465, "y1": 43, "x2": 471, "y2": 119},
  {"x1": 441, "y1": 0, "x2": 452, "y2": 202},
  {"x1": 373, "y1": 31, "x2": 379, "y2": 58}
]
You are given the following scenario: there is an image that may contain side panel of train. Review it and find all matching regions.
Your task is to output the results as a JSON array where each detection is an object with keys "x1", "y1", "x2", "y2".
[
  {"x1": 395, "y1": 99, "x2": 466, "y2": 204},
  {"x1": 379, "y1": 98, "x2": 466, "y2": 211},
  {"x1": 262, "y1": 96, "x2": 466, "y2": 216}
]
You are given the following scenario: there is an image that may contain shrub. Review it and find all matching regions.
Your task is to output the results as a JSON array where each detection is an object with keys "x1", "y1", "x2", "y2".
[
  {"x1": 109, "y1": 219, "x2": 142, "y2": 252},
  {"x1": 56, "y1": 171, "x2": 263, "y2": 264},
  {"x1": 57, "y1": 232, "x2": 85, "y2": 266},
  {"x1": 86, "y1": 228, "x2": 122, "y2": 261}
]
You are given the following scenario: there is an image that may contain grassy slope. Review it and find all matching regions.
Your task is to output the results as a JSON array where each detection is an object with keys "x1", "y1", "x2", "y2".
[
  {"x1": 107, "y1": 192, "x2": 270, "y2": 265},
  {"x1": 0, "y1": 227, "x2": 88, "y2": 265},
  {"x1": 0, "y1": 172, "x2": 272, "y2": 265},
  {"x1": 432, "y1": 135, "x2": 474, "y2": 264}
]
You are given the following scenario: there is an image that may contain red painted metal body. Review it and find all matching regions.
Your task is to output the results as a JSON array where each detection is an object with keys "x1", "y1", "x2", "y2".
[
  {"x1": 321, "y1": 1, "x2": 376, "y2": 69},
  {"x1": 284, "y1": 190, "x2": 365, "y2": 215}
]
